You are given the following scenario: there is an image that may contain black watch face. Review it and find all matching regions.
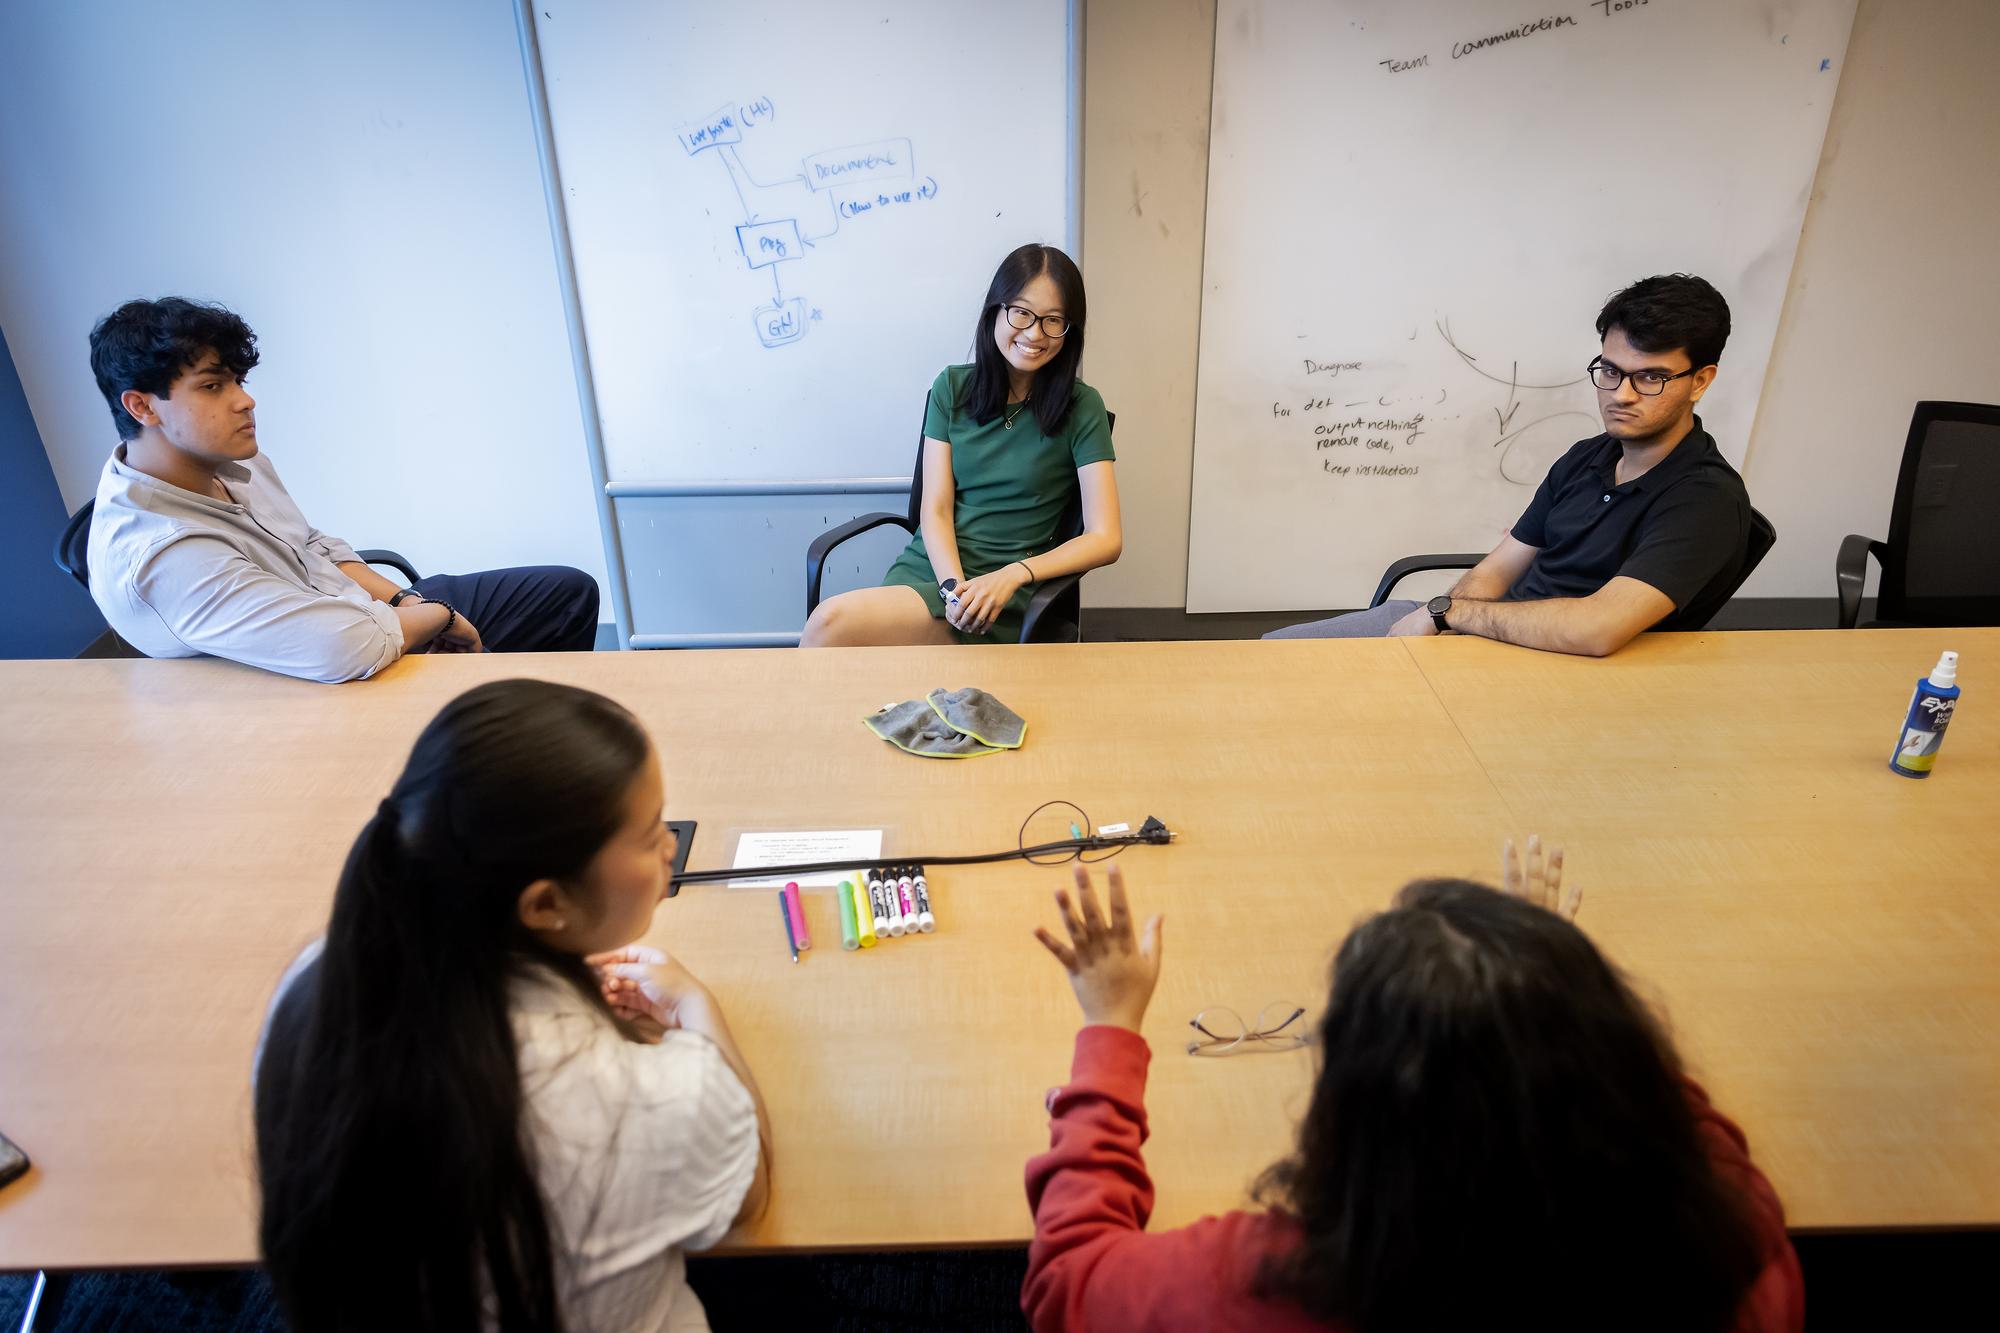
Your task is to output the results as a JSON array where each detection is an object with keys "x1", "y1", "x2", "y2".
[
  {"x1": 939, "y1": 579, "x2": 958, "y2": 593},
  {"x1": 1427, "y1": 595, "x2": 1451, "y2": 614}
]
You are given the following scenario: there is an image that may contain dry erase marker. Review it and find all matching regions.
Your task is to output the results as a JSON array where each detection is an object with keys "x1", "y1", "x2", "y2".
[
  {"x1": 783, "y1": 881, "x2": 811, "y2": 950},
  {"x1": 853, "y1": 876, "x2": 877, "y2": 948},
  {"x1": 868, "y1": 867, "x2": 900, "y2": 938},
  {"x1": 865, "y1": 868, "x2": 893, "y2": 938},
  {"x1": 838, "y1": 877, "x2": 859, "y2": 951},
  {"x1": 777, "y1": 890, "x2": 798, "y2": 963},
  {"x1": 882, "y1": 866, "x2": 906, "y2": 938},
  {"x1": 894, "y1": 865, "x2": 919, "y2": 933},
  {"x1": 862, "y1": 867, "x2": 885, "y2": 935},
  {"x1": 911, "y1": 865, "x2": 936, "y2": 933}
]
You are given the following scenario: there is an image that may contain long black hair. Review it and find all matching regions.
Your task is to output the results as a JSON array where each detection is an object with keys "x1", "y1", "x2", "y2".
[
  {"x1": 1254, "y1": 879, "x2": 1766, "y2": 1333},
  {"x1": 961, "y1": 243, "x2": 1087, "y2": 436},
  {"x1": 255, "y1": 679, "x2": 653, "y2": 1333}
]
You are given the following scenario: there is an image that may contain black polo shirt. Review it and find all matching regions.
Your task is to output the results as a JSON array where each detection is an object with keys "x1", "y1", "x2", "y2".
[{"x1": 1506, "y1": 417, "x2": 1750, "y2": 630}]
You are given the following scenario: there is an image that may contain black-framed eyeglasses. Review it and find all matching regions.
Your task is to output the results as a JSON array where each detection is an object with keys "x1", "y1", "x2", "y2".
[
  {"x1": 1187, "y1": 1002, "x2": 1309, "y2": 1056},
  {"x1": 1587, "y1": 358, "x2": 1697, "y2": 396},
  {"x1": 1001, "y1": 304, "x2": 1070, "y2": 339}
]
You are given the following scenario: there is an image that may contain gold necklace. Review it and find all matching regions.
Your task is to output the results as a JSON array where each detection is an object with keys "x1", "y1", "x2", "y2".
[{"x1": 1003, "y1": 397, "x2": 1030, "y2": 429}]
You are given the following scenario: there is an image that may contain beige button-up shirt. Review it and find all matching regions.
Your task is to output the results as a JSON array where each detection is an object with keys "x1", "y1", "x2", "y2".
[{"x1": 87, "y1": 445, "x2": 405, "y2": 682}]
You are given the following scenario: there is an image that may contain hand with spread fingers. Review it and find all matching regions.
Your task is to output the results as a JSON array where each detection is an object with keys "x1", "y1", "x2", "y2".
[
  {"x1": 1033, "y1": 862, "x2": 1164, "y2": 1034},
  {"x1": 1501, "y1": 834, "x2": 1582, "y2": 921}
]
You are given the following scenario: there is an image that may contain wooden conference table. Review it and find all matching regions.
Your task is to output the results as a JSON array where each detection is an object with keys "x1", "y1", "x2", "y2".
[{"x1": 1, "y1": 629, "x2": 1995, "y2": 1271}]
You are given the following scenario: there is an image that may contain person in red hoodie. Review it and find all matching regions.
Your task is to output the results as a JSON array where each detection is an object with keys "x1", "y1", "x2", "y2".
[{"x1": 1023, "y1": 839, "x2": 1804, "y2": 1333}]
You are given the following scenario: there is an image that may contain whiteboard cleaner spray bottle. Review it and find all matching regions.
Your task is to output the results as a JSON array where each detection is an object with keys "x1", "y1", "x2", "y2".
[{"x1": 1889, "y1": 651, "x2": 1960, "y2": 778}]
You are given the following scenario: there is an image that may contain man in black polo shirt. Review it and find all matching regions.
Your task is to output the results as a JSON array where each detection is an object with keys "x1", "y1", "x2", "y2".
[{"x1": 1267, "y1": 273, "x2": 1753, "y2": 656}]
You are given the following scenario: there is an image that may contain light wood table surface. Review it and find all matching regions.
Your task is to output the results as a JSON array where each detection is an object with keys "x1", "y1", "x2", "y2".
[
  {"x1": 0, "y1": 631, "x2": 1994, "y2": 1271},
  {"x1": 1402, "y1": 627, "x2": 2000, "y2": 1231}
]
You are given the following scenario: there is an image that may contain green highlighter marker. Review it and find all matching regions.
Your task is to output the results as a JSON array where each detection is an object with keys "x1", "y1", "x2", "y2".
[{"x1": 838, "y1": 876, "x2": 860, "y2": 951}]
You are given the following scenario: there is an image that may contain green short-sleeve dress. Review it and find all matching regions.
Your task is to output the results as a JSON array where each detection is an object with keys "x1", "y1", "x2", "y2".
[{"x1": 880, "y1": 365, "x2": 1116, "y2": 644}]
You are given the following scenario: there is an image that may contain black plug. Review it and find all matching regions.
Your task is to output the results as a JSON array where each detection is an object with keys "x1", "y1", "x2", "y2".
[{"x1": 1138, "y1": 816, "x2": 1174, "y2": 844}]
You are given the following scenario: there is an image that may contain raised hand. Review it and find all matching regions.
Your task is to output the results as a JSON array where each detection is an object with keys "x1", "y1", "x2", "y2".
[
  {"x1": 1033, "y1": 863, "x2": 1164, "y2": 1033},
  {"x1": 1501, "y1": 835, "x2": 1581, "y2": 921}
]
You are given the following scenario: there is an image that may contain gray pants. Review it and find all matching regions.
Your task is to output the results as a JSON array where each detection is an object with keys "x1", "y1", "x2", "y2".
[{"x1": 1262, "y1": 599, "x2": 1420, "y2": 640}]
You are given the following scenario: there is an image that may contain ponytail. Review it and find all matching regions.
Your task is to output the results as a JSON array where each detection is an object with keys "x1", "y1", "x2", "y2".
[{"x1": 256, "y1": 680, "x2": 651, "y2": 1333}]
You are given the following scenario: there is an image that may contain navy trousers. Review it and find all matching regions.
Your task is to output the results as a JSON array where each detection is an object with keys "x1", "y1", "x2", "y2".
[{"x1": 410, "y1": 565, "x2": 600, "y2": 653}]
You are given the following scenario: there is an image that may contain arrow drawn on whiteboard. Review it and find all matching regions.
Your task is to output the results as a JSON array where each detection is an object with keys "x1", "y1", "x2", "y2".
[
  {"x1": 1436, "y1": 316, "x2": 1587, "y2": 391},
  {"x1": 1494, "y1": 360, "x2": 1521, "y2": 433}
]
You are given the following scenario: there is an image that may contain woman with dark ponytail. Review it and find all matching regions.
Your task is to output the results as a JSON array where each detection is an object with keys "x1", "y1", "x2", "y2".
[{"x1": 255, "y1": 679, "x2": 769, "y2": 1332}]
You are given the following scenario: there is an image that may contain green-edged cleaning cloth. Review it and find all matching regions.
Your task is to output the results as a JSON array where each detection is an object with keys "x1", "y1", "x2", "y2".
[
  {"x1": 863, "y1": 697, "x2": 1006, "y2": 759},
  {"x1": 927, "y1": 687, "x2": 1027, "y2": 749}
]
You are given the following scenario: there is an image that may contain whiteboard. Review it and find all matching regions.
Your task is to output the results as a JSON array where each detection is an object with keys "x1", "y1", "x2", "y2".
[
  {"x1": 1187, "y1": 0, "x2": 1856, "y2": 612},
  {"x1": 531, "y1": 0, "x2": 1076, "y2": 485}
]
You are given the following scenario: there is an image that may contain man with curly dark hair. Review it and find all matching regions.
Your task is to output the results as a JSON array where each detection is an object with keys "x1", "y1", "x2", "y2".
[
  {"x1": 84, "y1": 298, "x2": 599, "y2": 681},
  {"x1": 1269, "y1": 274, "x2": 1757, "y2": 656}
]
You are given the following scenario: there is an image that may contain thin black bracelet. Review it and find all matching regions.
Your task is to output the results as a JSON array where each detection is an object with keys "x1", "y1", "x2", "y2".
[
  {"x1": 432, "y1": 601, "x2": 458, "y2": 637},
  {"x1": 1014, "y1": 560, "x2": 1036, "y2": 583}
]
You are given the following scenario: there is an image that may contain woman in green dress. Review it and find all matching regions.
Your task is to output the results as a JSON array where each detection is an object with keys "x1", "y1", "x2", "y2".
[{"x1": 800, "y1": 244, "x2": 1122, "y2": 646}]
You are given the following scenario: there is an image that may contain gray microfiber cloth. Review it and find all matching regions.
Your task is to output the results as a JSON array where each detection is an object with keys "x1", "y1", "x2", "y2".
[
  {"x1": 863, "y1": 697, "x2": 1006, "y2": 759},
  {"x1": 927, "y1": 687, "x2": 1027, "y2": 749}
]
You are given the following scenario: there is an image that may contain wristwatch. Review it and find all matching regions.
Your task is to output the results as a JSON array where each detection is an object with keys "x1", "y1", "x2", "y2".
[
  {"x1": 1426, "y1": 594, "x2": 1453, "y2": 633},
  {"x1": 937, "y1": 577, "x2": 960, "y2": 601},
  {"x1": 389, "y1": 589, "x2": 423, "y2": 607}
]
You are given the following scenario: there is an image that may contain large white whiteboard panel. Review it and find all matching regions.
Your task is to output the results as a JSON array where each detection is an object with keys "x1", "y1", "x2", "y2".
[
  {"x1": 533, "y1": 0, "x2": 1074, "y2": 485},
  {"x1": 1187, "y1": 0, "x2": 1856, "y2": 612}
]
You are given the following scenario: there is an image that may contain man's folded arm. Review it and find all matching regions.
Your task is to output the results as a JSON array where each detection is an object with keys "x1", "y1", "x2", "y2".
[{"x1": 130, "y1": 536, "x2": 406, "y2": 683}]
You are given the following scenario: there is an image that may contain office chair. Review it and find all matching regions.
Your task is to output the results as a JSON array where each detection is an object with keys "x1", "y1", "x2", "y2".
[{"x1": 1836, "y1": 401, "x2": 2000, "y2": 628}]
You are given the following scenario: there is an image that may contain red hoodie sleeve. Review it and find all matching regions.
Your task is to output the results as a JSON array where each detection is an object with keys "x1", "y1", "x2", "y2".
[
  {"x1": 1683, "y1": 1078, "x2": 1806, "y2": 1333},
  {"x1": 1021, "y1": 1026, "x2": 1320, "y2": 1333}
]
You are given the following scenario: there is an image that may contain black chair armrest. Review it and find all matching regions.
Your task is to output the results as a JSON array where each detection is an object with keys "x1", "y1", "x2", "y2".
[
  {"x1": 1018, "y1": 571, "x2": 1084, "y2": 644},
  {"x1": 355, "y1": 549, "x2": 420, "y2": 584},
  {"x1": 1835, "y1": 534, "x2": 1888, "y2": 629},
  {"x1": 806, "y1": 513, "x2": 915, "y2": 613},
  {"x1": 1369, "y1": 554, "x2": 1489, "y2": 609}
]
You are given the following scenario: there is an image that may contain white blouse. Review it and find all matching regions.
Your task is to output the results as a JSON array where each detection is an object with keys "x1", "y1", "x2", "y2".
[
  {"x1": 511, "y1": 967, "x2": 760, "y2": 1332},
  {"x1": 259, "y1": 947, "x2": 759, "y2": 1332}
]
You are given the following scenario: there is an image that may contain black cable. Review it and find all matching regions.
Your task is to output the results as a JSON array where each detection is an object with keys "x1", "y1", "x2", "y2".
[
  {"x1": 1017, "y1": 799, "x2": 1127, "y2": 866},
  {"x1": 668, "y1": 807, "x2": 1173, "y2": 887}
]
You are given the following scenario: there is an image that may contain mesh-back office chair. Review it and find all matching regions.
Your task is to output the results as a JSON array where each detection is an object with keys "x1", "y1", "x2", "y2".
[
  {"x1": 1369, "y1": 507, "x2": 1777, "y2": 630},
  {"x1": 55, "y1": 499, "x2": 422, "y2": 590},
  {"x1": 805, "y1": 408, "x2": 1114, "y2": 644},
  {"x1": 1836, "y1": 401, "x2": 2000, "y2": 629}
]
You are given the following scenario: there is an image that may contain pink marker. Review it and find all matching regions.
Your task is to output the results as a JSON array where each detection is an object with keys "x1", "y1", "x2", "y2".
[
  {"x1": 783, "y1": 881, "x2": 811, "y2": 951},
  {"x1": 895, "y1": 865, "x2": 919, "y2": 933}
]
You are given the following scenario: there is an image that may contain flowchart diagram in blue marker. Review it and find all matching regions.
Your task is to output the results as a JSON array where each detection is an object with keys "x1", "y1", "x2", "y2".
[{"x1": 677, "y1": 97, "x2": 941, "y2": 348}]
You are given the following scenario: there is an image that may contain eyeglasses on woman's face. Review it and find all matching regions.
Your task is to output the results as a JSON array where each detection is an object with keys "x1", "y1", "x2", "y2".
[{"x1": 1001, "y1": 303, "x2": 1070, "y2": 339}]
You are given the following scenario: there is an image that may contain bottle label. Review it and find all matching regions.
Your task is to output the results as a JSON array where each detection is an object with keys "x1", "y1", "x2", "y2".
[{"x1": 1893, "y1": 692, "x2": 1956, "y2": 772}]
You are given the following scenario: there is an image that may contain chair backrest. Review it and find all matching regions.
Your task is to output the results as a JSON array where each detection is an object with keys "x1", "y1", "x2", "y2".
[
  {"x1": 55, "y1": 499, "x2": 95, "y2": 590},
  {"x1": 1877, "y1": 401, "x2": 2000, "y2": 626},
  {"x1": 1673, "y1": 506, "x2": 1776, "y2": 632}
]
